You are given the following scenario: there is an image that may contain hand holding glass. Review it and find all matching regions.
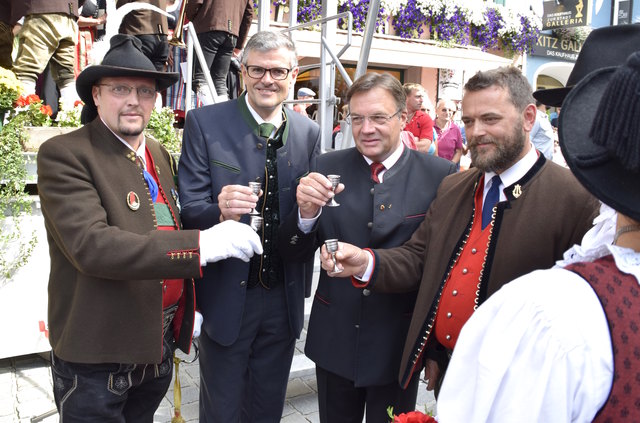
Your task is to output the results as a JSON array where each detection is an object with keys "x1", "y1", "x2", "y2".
[
  {"x1": 326, "y1": 175, "x2": 340, "y2": 207},
  {"x1": 324, "y1": 239, "x2": 342, "y2": 274},
  {"x1": 248, "y1": 182, "x2": 261, "y2": 215}
]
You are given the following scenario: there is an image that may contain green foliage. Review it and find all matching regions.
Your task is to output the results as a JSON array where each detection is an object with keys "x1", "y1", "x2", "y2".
[
  {"x1": 146, "y1": 107, "x2": 181, "y2": 153},
  {"x1": 0, "y1": 67, "x2": 22, "y2": 112},
  {"x1": 0, "y1": 117, "x2": 37, "y2": 280}
]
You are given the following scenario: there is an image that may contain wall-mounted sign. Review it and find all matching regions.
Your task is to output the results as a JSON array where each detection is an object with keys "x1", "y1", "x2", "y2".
[
  {"x1": 530, "y1": 33, "x2": 582, "y2": 62},
  {"x1": 542, "y1": 0, "x2": 590, "y2": 29},
  {"x1": 614, "y1": 0, "x2": 634, "y2": 24},
  {"x1": 437, "y1": 68, "x2": 464, "y2": 101}
]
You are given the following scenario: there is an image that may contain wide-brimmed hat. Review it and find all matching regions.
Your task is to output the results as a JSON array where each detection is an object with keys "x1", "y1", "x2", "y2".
[
  {"x1": 533, "y1": 24, "x2": 640, "y2": 107},
  {"x1": 76, "y1": 34, "x2": 179, "y2": 121},
  {"x1": 559, "y1": 51, "x2": 640, "y2": 222}
]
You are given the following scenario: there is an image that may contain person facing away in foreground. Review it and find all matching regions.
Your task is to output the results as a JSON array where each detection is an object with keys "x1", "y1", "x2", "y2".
[
  {"x1": 317, "y1": 65, "x2": 598, "y2": 396},
  {"x1": 38, "y1": 34, "x2": 261, "y2": 422},
  {"x1": 177, "y1": 30, "x2": 321, "y2": 422},
  {"x1": 278, "y1": 72, "x2": 455, "y2": 423},
  {"x1": 437, "y1": 49, "x2": 640, "y2": 423}
]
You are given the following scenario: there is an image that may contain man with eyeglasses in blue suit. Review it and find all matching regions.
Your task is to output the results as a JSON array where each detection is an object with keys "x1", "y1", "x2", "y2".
[{"x1": 178, "y1": 30, "x2": 321, "y2": 422}]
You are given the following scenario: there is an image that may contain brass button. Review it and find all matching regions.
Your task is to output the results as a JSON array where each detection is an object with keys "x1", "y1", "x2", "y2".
[
  {"x1": 379, "y1": 205, "x2": 385, "y2": 211},
  {"x1": 257, "y1": 143, "x2": 263, "y2": 150}
]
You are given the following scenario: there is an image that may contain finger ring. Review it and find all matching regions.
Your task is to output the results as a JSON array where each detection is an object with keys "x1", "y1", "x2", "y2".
[{"x1": 226, "y1": 200, "x2": 230, "y2": 208}]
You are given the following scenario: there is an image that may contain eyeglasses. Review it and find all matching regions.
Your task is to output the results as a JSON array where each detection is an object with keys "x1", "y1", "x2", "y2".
[
  {"x1": 98, "y1": 84, "x2": 157, "y2": 99},
  {"x1": 346, "y1": 110, "x2": 402, "y2": 126},
  {"x1": 245, "y1": 65, "x2": 292, "y2": 81}
]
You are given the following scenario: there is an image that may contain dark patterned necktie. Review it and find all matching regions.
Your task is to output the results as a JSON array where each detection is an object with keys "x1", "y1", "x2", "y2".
[{"x1": 481, "y1": 175, "x2": 501, "y2": 229}]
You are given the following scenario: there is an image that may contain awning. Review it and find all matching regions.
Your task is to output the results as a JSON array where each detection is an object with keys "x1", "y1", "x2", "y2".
[{"x1": 286, "y1": 27, "x2": 514, "y2": 73}]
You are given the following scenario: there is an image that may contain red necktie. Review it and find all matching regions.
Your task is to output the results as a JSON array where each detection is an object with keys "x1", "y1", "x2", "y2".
[{"x1": 370, "y1": 162, "x2": 385, "y2": 183}]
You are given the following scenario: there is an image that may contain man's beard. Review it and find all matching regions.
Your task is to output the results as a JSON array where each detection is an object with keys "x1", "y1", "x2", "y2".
[
  {"x1": 119, "y1": 126, "x2": 144, "y2": 137},
  {"x1": 468, "y1": 123, "x2": 526, "y2": 173}
]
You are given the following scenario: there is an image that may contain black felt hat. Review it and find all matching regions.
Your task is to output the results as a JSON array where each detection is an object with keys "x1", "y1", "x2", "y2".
[
  {"x1": 559, "y1": 51, "x2": 640, "y2": 222},
  {"x1": 533, "y1": 24, "x2": 640, "y2": 107},
  {"x1": 76, "y1": 34, "x2": 179, "y2": 121}
]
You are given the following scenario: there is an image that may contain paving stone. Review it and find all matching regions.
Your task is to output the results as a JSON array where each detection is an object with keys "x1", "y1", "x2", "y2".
[
  {"x1": 15, "y1": 398, "x2": 56, "y2": 421},
  {"x1": 280, "y1": 413, "x2": 312, "y2": 423},
  {"x1": 286, "y1": 378, "x2": 314, "y2": 398},
  {"x1": 0, "y1": 398, "x2": 15, "y2": 419},
  {"x1": 288, "y1": 393, "x2": 319, "y2": 415},
  {"x1": 281, "y1": 402, "x2": 295, "y2": 417}
]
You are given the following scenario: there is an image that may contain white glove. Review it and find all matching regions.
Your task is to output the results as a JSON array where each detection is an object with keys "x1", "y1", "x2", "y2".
[
  {"x1": 199, "y1": 220, "x2": 263, "y2": 264},
  {"x1": 192, "y1": 311, "x2": 203, "y2": 338}
]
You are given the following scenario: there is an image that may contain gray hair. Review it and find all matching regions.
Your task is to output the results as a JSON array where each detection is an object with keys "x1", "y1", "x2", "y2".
[
  {"x1": 346, "y1": 73, "x2": 406, "y2": 112},
  {"x1": 464, "y1": 66, "x2": 535, "y2": 112},
  {"x1": 241, "y1": 31, "x2": 298, "y2": 68}
]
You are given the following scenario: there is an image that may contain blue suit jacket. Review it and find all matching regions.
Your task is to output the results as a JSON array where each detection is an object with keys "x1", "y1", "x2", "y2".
[{"x1": 178, "y1": 97, "x2": 321, "y2": 346}]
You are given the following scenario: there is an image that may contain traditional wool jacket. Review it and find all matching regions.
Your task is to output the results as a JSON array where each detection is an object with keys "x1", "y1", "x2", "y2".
[
  {"x1": 367, "y1": 155, "x2": 599, "y2": 387},
  {"x1": 38, "y1": 118, "x2": 202, "y2": 364}
]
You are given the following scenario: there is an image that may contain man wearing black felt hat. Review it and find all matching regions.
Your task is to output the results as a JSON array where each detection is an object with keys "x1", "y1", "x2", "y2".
[
  {"x1": 436, "y1": 50, "x2": 640, "y2": 422},
  {"x1": 37, "y1": 34, "x2": 263, "y2": 422}
]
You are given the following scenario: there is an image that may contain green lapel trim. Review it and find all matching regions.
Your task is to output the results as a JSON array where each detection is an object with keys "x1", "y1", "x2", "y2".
[
  {"x1": 238, "y1": 92, "x2": 260, "y2": 137},
  {"x1": 239, "y1": 92, "x2": 289, "y2": 146}
]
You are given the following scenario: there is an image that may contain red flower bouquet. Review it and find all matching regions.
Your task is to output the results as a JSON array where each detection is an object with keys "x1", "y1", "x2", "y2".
[{"x1": 388, "y1": 407, "x2": 437, "y2": 423}]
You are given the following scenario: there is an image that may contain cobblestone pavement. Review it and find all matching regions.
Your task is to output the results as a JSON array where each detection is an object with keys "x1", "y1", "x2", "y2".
[
  {"x1": 1, "y1": 261, "x2": 435, "y2": 422},
  {"x1": 0, "y1": 334, "x2": 435, "y2": 423}
]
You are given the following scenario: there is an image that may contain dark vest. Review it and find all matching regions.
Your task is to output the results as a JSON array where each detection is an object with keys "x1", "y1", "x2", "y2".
[{"x1": 565, "y1": 255, "x2": 640, "y2": 422}]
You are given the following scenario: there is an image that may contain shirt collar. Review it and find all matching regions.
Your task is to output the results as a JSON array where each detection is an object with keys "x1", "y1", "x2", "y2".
[
  {"x1": 483, "y1": 144, "x2": 538, "y2": 201},
  {"x1": 244, "y1": 95, "x2": 284, "y2": 130},
  {"x1": 362, "y1": 141, "x2": 405, "y2": 170},
  {"x1": 101, "y1": 117, "x2": 147, "y2": 166}
]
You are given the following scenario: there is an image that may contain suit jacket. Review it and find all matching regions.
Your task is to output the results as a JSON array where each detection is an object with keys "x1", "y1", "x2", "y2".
[
  {"x1": 117, "y1": 0, "x2": 167, "y2": 36},
  {"x1": 178, "y1": 95, "x2": 321, "y2": 346},
  {"x1": 19, "y1": 0, "x2": 78, "y2": 17},
  {"x1": 278, "y1": 147, "x2": 456, "y2": 386},
  {"x1": 37, "y1": 119, "x2": 202, "y2": 364},
  {"x1": 186, "y1": 0, "x2": 253, "y2": 48},
  {"x1": 366, "y1": 155, "x2": 600, "y2": 387}
]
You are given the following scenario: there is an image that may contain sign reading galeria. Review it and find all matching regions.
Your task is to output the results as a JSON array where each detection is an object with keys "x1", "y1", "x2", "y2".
[{"x1": 542, "y1": 0, "x2": 590, "y2": 29}]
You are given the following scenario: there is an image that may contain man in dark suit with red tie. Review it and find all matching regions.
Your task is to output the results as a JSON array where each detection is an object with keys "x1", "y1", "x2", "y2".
[
  {"x1": 318, "y1": 65, "x2": 599, "y2": 399},
  {"x1": 279, "y1": 73, "x2": 455, "y2": 422}
]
